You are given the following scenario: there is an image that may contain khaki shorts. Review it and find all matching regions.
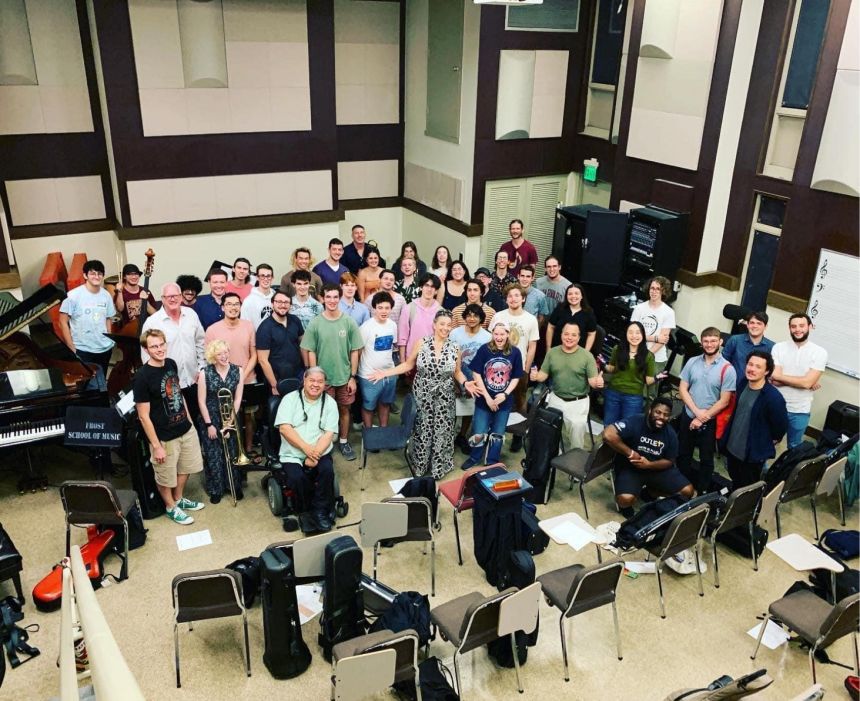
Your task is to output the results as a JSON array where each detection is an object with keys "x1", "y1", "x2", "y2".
[
  {"x1": 326, "y1": 382, "x2": 356, "y2": 406},
  {"x1": 153, "y1": 428, "x2": 203, "y2": 488}
]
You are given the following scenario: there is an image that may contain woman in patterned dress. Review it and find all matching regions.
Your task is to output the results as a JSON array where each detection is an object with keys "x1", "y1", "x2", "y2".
[
  {"x1": 370, "y1": 309, "x2": 478, "y2": 479},
  {"x1": 197, "y1": 339, "x2": 244, "y2": 503}
]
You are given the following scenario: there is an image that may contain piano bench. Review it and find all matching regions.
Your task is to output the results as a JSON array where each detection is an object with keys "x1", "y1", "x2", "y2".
[{"x1": 0, "y1": 522, "x2": 24, "y2": 602}]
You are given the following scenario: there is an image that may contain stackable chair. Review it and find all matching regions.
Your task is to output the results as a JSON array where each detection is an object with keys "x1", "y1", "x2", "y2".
[
  {"x1": 59, "y1": 480, "x2": 140, "y2": 581},
  {"x1": 752, "y1": 481, "x2": 784, "y2": 571},
  {"x1": 172, "y1": 569, "x2": 250, "y2": 688},
  {"x1": 751, "y1": 592, "x2": 859, "y2": 684},
  {"x1": 360, "y1": 497, "x2": 436, "y2": 596},
  {"x1": 437, "y1": 466, "x2": 486, "y2": 566},
  {"x1": 430, "y1": 588, "x2": 517, "y2": 698},
  {"x1": 537, "y1": 559, "x2": 624, "y2": 682},
  {"x1": 550, "y1": 441, "x2": 615, "y2": 519},
  {"x1": 331, "y1": 629, "x2": 421, "y2": 701},
  {"x1": 359, "y1": 394, "x2": 417, "y2": 488},
  {"x1": 706, "y1": 481, "x2": 766, "y2": 588},
  {"x1": 775, "y1": 456, "x2": 828, "y2": 539},
  {"x1": 645, "y1": 503, "x2": 710, "y2": 618},
  {"x1": 497, "y1": 583, "x2": 542, "y2": 694},
  {"x1": 816, "y1": 456, "x2": 847, "y2": 526}
]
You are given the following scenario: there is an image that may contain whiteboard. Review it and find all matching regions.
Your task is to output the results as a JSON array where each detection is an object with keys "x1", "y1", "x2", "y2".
[{"x1": 808, "y1": 249, "x2": 860, "y2": 378}]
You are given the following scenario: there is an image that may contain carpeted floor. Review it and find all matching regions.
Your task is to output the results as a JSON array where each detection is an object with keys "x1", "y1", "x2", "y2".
[{"x1": 0, "y1": 419, "x2": 855, "y2": 701}]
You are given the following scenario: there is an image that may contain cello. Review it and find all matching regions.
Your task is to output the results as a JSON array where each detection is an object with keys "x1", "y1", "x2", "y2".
[{"x1": 107, "y1": 249, "x2": 155, "y2": 396}]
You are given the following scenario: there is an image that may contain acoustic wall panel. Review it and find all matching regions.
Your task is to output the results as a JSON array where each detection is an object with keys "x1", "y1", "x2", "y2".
[
  {"x1": 129, "y1": 0, "x2": 311, "y2": 136},
  {"x1": 334, "y1": 0, "x2": 400, "y2": 125},
  {"x1": 337, "y1": 160, "x2": 399, "y2": 200},
  {"x1": 404, "y1": 162, "x2": 463, "y2": 220},
  {"x1": 811, "y1": 0, "x2": 860, "y2": 197},
  {"x1": 0, "y1": 0, "x2": 38, "y2": 85},
  {"x1": 6, "y1": 176, "x2": 105, "y2": 226},
  {"x1": 626, "y1": 0, "x2": 722, "y2": 170},
  {"x1": 0, "y1": 0, "x2": 92, "y2": 135},
  {"x1": 127, "y1": 171, "x2": 332, "y2": 226}
]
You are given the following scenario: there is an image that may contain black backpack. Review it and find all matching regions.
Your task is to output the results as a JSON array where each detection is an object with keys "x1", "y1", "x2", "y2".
[
  {"x1": 821, "y1": 529, "x2": 860, "y2": 560},
  {"x1": 368, "y1": 591, "x2": 433, "y2": 647},
  {"x1": 764, "y1": 441, "x2": 822, "y2": 491},
  {"x1": 394, "y1": 656, "x2": 459, "y2": 701},
  {"x1": 809, "y1": 547, "x2": 860, "y2": 601},
  {"x1": 226, "y1": 556, "x2": 263, "y2": 608}
]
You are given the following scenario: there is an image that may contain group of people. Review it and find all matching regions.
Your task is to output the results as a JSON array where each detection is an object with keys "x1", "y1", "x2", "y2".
[
  {"x1": 603, "y1": 309, "x2": 827, "y2": 518},
  {"x1": 57, "y1": 218, "x2": 830, "y2": 529}
]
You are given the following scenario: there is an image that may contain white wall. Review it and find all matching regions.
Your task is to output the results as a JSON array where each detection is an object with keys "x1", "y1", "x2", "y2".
[
  {"x1": 401, "y1": 206, "x2": 479, "y2": 270},
  {"x1": 673, "y1": 283, "x2": 860, "y2": 434},
  {"x1": 338, "y1": 207, "x2": 403, "y2": 259},
  {"x1": 404, "y1": 0, "x2": 479, "y2": 223}
]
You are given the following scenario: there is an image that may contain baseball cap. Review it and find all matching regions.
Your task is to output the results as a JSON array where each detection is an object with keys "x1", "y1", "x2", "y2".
[
  {"x1": 122, "y1": 263, "x2": 143, "y2": 276},
  {"x1": 475, "y1": 267, "x2": 492, "y2": 277}
]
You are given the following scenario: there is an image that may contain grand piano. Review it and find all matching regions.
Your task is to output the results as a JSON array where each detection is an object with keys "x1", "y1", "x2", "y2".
[{"x1": 0, "y1": 284, "x2": 109, "y2": 492}]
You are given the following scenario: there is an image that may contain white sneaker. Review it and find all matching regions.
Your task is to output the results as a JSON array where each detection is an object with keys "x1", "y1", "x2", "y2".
[{"x1": 166, "y1": 506, "x2": 194, "y2": 525}]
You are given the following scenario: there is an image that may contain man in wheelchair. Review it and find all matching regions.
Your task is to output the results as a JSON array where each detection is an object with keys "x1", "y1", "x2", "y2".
[{"x1": 273, "y1": 366, "x2": 338, "y2": 532}]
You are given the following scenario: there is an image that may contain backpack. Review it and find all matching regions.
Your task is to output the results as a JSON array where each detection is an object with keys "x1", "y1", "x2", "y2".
[
  {"x1": 226, "y1": 556, "x2": 263, "y2": 608},
  {"x1": 125, "y1": 503, "x2": 148, "y2": 550},
  {"x1": 714, "y1": 363, "x2": 736, "y2": 440},
  {"x1": 808, "y1": 547, "x2": 860, "y2": 601},
  {"x1": 764, "y1": 441, "x2": 822, "y2": 491},
  {"x1": 821, "y1": 530, "x2": 860, "y2": 560},
  {"x1": 394, "y1": 656, "x2": 459, "y2": 701},
  {"x1": 368, "y1": 591, "x2": 433, "y2": 647}
]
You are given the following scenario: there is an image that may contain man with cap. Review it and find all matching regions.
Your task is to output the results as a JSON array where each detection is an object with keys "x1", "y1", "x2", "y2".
[
  {"x1": 113, "y1": 262, "x2": 156, "y2": 328},
  {"x1": 474, "y1": 267, "x2": 506, "y2": 312}
]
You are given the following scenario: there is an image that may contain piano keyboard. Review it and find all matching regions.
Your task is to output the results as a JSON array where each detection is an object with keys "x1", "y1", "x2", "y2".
[{"x1": 0, "y1": 419, "x2": 65, "y2": 447}]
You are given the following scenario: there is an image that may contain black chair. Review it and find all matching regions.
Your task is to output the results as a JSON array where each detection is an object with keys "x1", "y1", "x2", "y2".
[
  {"x1": 752, "y1": 592, "x2": 859, "y2": 684},
  {"x1": 775, "y1": 456, "x2": 828, "y2": 539},
  {"x1": 360, "y1": 394, "x2": 417, "y2": 488},
  {"x1": 550, "y1": 441, "x2": 615, "y2": 519},
  {"x1": 59, "y1": 481, "x2": 139, "y2": 581},
  {"x1": 706, "y1": 481, "x2": 766, "y2": 588},
  {"x1": 505, "y1": 385, "x2": 549, "y2": 449},
  {"x1": 645, "y1": 503, "x2": 710, "y2": 618},
  {"x1": 537, "y1": 559, "x2": 624, "y2": 682},
  {"x1": 172, "y1": 569, "x2": 250, "y2": 688},
  {"x1": 0, "y1": 523, "x2": 23, "y2": 601}
]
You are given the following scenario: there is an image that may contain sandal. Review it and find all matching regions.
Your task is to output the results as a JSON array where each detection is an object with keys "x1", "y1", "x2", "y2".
[{"x1": 245, "y1": 450, "x2": 264, "y2": 466}]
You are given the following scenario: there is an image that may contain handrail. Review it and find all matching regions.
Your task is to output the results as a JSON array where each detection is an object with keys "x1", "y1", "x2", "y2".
[{"x1": 65, "y1": 546, "x2": 145, "y2": 700}]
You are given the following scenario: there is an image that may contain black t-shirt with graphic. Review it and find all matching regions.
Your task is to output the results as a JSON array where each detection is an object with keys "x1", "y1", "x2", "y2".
[
  {"x1": 133, "y1": 358, "x2": 192, "y2": 441},
  {"x1": 469, "y1": 344, "x2": 523, "y2": 412},
  {"x1": 612, "y1": 413, "x2": 678, "y2": 471}
]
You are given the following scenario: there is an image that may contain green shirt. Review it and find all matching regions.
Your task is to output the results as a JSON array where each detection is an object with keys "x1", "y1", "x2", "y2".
[
  {"x1": 607, "y1": 347, "x2": 655, "y2": 396},
  {"x1": 540, "y1": 345, "x2": 597, "y2": 398},
  {"x1": 301, "y1": 312, "x2": 364, "y2": 387},
  {"x1": 274, "y1": 390, "x2": 338, "y2": 463}
]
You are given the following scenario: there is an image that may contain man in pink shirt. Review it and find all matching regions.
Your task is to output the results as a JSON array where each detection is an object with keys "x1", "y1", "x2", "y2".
[
  {"x1": 498, "y1": 218, "x2": 537, "y2": 277},
  {"x1": 398, "y1": 273, "x2": 441, "y2": 358},
  {"x1": 225, "y1": 257, "x2": 253, "y2": 301},
  {"x1": 204, "y1": 292, "x2": 258, "y2": 454}
]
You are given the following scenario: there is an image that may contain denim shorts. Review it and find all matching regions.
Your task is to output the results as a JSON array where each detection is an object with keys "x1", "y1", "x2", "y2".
[{"x1": 358, "y1": 376, "x2": 396, "y2": 410}]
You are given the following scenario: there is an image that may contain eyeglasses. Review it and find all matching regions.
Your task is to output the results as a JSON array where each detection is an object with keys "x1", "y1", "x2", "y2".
[
  {"x1": 257, "y1": 273, "x2": 273, "y2": 279},
  {"x1": 163, "y1": 294, "x2": 181, "y2": 300}
]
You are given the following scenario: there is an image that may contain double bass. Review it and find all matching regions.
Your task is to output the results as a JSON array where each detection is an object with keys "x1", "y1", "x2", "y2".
[{"x1": 107, "y1": 250, "x2": 155, "y2": 396}]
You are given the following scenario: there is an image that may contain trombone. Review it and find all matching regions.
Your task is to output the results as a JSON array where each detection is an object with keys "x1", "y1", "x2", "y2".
[{"x1": 217, "y1": 387, "x2": 251, "y2": 507}]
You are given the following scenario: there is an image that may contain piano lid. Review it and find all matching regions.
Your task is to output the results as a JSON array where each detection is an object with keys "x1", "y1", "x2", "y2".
[{"x1": 0, "y1": 284, "x2": 65, "y2": 341}]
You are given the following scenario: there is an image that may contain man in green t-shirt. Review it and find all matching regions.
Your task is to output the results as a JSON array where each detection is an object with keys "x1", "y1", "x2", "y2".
[
  {"x1": 530, "y1": 321, "x2": 604, "y2": 449},
  {"x1": 301, "y1": 285, "x2": 364, "y2": 460}
]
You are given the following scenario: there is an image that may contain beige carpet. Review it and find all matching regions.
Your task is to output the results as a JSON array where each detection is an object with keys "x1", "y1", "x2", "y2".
[{"x1": 0, "y1": 432, "x2": 855, "y2": 700}]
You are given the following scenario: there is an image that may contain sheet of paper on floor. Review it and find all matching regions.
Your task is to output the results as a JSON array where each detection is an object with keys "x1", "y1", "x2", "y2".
[
  {"x1": 624, "y1": 561, "x2": 656, "y2": 574},
  {"x1": 296, "y1": 584, "x2": 323, "y2": 624},
  {"x1": 747, "y1": 620, "x2": 790, "y2": 650},
  {"x1": 176, "y1": 529, "x2": 212, "y2": 551},
  {"x1": 548, "y1": 520, "x2": 595, "y2": 551},
  {"x1": 388, "y1": 477, "x2": 411, "y2": 494}
]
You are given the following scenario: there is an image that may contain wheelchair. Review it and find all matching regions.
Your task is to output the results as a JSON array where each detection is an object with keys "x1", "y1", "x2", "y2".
[{"x1": 259, "y1": 378, "x2": 348, "y2": 533}]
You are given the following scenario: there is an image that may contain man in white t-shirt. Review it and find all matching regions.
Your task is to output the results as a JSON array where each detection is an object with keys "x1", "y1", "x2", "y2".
[
  {"x1": 630, "y1": 275, "x2": 676, "y2": 395},
  {"x1": 357, "y1": 291, "x2": 398, "y2": 428},
  {"x1": 240, "y1": 263, "x2": 275, "y2": 330},
  {"x1": 771, "y1": 313, "x2": 827, "y2": 448},
  {"x1": 492, "y1": 285, "x2": 539, "y2": 450}
]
